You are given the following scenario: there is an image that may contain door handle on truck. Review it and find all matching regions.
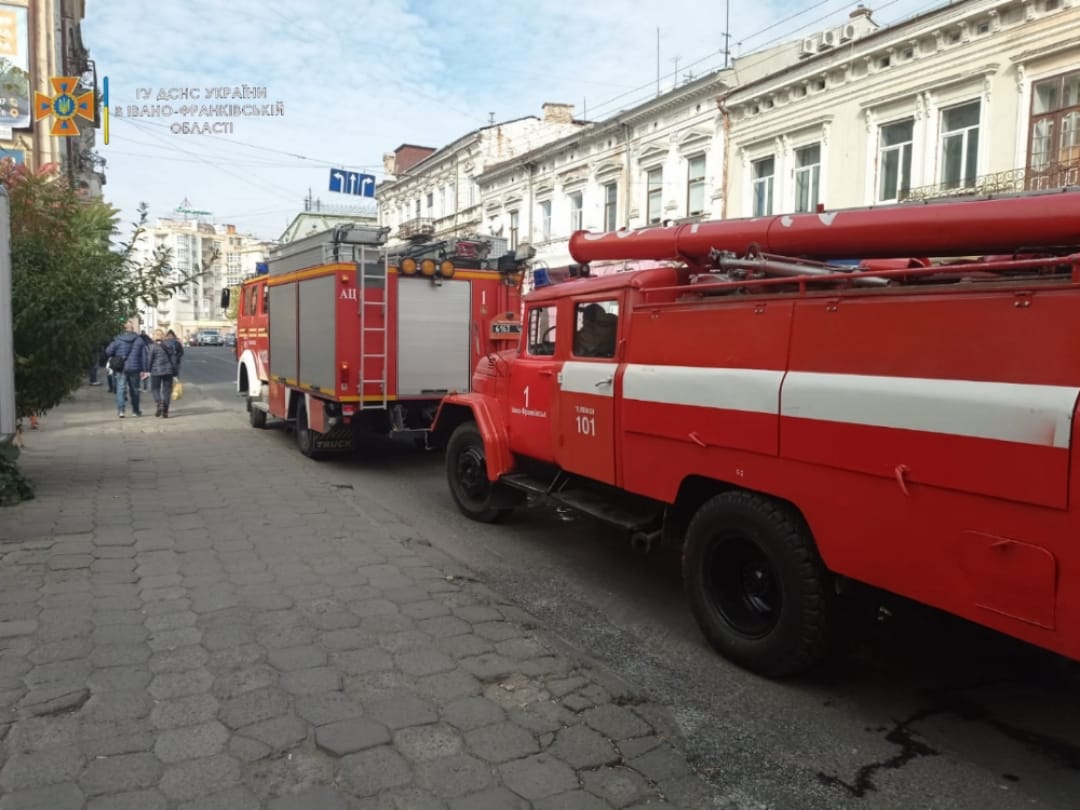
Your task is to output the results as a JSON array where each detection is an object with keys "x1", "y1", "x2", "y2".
[
  {"x1": 539, "y1": 369, "x2": 553, "y2": 377},
  {"x1": 595, "y1": 377, "x2": 613, "y2": 387}
]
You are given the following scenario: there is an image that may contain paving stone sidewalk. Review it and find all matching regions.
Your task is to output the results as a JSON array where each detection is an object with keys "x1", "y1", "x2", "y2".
[{"x1": 0, "y1": 385, "x2": 722, "y2": 809}]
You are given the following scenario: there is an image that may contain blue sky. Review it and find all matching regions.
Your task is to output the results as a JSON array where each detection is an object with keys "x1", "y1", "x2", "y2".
[{"x1": 83, "y1": 0, "x2": 937, "y2": 241}]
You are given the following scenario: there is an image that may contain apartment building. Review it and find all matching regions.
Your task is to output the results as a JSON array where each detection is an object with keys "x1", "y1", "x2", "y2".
[
  {"x1": 471, "y1": 14, "x2": 876, "y2": 272},
  {"x1": 377, "y1": 104, "x2": 585, "y2": 255},
  {"x1": 723, "y1": 0, "x2": 1080, "y2": 217},
  {"x1": 132, "y1": 215, "x2": 270, "y2": 341},
  {"x1": 476, "y1": 74, "x2": 734, "y2": 271}
]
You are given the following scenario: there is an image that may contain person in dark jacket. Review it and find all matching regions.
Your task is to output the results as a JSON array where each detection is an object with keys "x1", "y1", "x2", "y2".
[
  {"x1": 105, "y1": 324, "x2": 149, "y2": 418},
  {"x1": 138, "y1": 331, "x2": 153, "y2": 391},
  {"x1": 146, "y1": 328, "x2": 183, "y2": 417}
]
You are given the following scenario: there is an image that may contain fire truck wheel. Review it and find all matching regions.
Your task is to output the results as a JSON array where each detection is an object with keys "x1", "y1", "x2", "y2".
[
  {"x1": 248, "y1": 398, "x2": 267, "y2": 429},
  {"x1": 295, "y1": 402, "x2": 322, "y2": 460},
  {"x1": 683, "y1": 491, "x2": 830, "y2": 678},
  {"x1": 446, "y1": 422, "x2": 510, "y2": 523}
]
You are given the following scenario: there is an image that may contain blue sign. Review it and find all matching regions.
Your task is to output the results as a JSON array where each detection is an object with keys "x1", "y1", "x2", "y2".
[{"x1": 329, "y1": 169, "x2": 376, "y2": 198}]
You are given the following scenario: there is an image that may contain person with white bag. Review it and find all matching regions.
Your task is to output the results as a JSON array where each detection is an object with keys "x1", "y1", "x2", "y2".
[{"x1": 145, "y1": 328, "x2": 184, "y2": 418}]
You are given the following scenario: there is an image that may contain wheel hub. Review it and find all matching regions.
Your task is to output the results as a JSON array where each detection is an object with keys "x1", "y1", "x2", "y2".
[{"x1": 706, "y1": 535, "x2": 780, "y2": 639}]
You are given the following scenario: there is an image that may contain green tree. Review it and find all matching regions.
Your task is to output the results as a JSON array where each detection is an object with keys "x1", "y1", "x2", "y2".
[
  {"x1": 225, "y1": 285, "x2": 240, "y2": 320},
  {"x1": 2, "y1": 160, "x2": 212, "y2": 504}
]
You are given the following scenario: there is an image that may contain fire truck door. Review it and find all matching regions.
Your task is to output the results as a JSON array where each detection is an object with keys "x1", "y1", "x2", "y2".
[
  {"x1": 507, "y1": 304, "x2": 559, "y2": 464},
  {"x1": 554, "y1": 299, "x2": 619, "y2": 484}
]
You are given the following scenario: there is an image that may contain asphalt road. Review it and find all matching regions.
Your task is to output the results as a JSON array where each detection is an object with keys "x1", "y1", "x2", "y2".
[{"x1": 183, "y1": 346, "x2": 1080, "y2": 810}]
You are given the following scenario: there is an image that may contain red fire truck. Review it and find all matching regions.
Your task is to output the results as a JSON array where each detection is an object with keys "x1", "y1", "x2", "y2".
[
  {"x1": 432, "y1": 189, "x2": 1080, "y2": 677},
  {"x1": 227, "y1": 224, "x2": 522, "y2": 456}
]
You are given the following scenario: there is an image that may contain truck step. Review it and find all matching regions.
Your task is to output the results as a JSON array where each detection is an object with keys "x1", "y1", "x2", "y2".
[{"x1": 500, "y1": 474, "x2": 660, "y2": 531}]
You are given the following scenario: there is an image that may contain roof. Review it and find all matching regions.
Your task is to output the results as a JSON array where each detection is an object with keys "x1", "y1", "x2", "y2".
[
  {"x1": 378, "y1": 115, "x2": 541, "y2": 192},
  {"x1": 720, "y1": 0, "x2": 981, "y2": 103},
  {"x1": 477, "y1": 71, "x2": 734, "y2": 184},
  {"x1": 526, "y1": 267, "x2": 683, "y2": 302}
]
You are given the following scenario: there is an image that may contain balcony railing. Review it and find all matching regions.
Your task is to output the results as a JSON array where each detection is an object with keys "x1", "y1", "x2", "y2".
[
  {"x1": 901, "y1": 160, "x2": 1080, "y2": 202},
  {"x1": 397, "y1": 218, "x2": 435, "y2": 240}
]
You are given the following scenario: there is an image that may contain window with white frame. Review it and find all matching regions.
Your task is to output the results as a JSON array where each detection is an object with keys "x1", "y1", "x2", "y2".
[
  {"x1": 794, "y1": 144, "x2": 821, "y2": 213},
  {"x1": 752, "y1": 156, "x2": 774, "y2": 216},
  {"x1": 603, "y1": 182, "x2": 617, "y2": 230},
  {"x1": 509, "y1": 210, "x2": 519, "y2": 250},
  {"x1": 446, "y1": 182, "x2": 456, "y2": 214},
  {"x1": 645, "y1": 167, "x2": 663, "y2": 224},
  {"x1": 940, "y1": 100, "x2": 980, "y2": 189},
  {"x1": 878, "y1": 118, "x2": 914, "y2": 202},
  {"x1": 569, "y1": 191, "x2": 583, "y2": 231},
  {"x1": 539, "y1": 200, "x2": 552, "y2": 241},
  {"x1": 425, "y1": 192, "x2": 434, "y2": 218},
  {"x1": 226, "y1": 251, "x2": 241, "y2": 283},
  {"x1": 687, "y1": 155, "x2": 706, "y2": 216}
]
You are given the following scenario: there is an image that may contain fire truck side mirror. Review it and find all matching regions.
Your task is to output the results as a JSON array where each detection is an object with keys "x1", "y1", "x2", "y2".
[{"x1": 220, "y1": 289, "x2": 230, "y2": 309}]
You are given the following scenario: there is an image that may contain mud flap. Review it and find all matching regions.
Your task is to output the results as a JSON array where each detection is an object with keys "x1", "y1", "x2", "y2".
[{"x1": 310, "y1": 424, "x2": 358, "y2": 454}]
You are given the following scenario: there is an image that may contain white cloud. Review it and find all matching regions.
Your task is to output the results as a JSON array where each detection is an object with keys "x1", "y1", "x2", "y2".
[{"x1": 83, "y1": 0, "x2": 940, "y2": 240}]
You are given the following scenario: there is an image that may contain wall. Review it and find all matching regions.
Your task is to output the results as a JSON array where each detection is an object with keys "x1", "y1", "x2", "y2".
[{"x1": 724, "y1": 0, "x2": 1080, "y2": 219}]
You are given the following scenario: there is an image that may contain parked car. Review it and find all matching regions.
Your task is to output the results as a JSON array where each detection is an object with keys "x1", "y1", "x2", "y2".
[
  {"x1": 224, "y1": 333, "x2": 236, "y2": 348},
  {"x1": 200, "y1": 329, "x2": 223, "y2": 346}
]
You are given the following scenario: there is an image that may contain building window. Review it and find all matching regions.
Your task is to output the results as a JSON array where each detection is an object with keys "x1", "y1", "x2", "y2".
[
  {"x1": 539, "y1": 200, "x2": 552, "y2": 241},
  {"x1": 1028, "y1": 70, "x2": 1080, "y2": 189},
  {"x1": 687, "y1": 155, "x2": 706, "y2": 216},
  {"x1": 940, "y1": 100, "x2": 980, "y2": 189},
  {"x1": 569, "y1": 191, "x2": 583, "y2": 231},
  {"x1": 446, "y1": 182, "x2": 456, "y2": 214},
  {"x1": 794, "y1": 144, "x2": 821, "y2": 213},
  {"x1": 878, "y1": 118, "x2": 914, "y2": 202},
  {"x1": 226, "y1": 252, "x2": 241, "y2": 286},
  {"x1": 425, "y1": 192, "x2": 434, "y2": 218},
  {"x1": 752, "y1": 156, "x2": 774, "y2": 216},
  {"x1": 603, "y1": 182, "x2": 617, "y2": 231},
  {"x1": 645, "y1": 168, "x2": 663, "y2": 224},
  {"x1": 509, "y1": 210, "x2": 519, "y2": 250}
]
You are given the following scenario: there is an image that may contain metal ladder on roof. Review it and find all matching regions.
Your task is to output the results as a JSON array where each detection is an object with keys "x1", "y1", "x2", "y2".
[{"x1": 357, "y1": 245, "x2": 388, "y2": 411}]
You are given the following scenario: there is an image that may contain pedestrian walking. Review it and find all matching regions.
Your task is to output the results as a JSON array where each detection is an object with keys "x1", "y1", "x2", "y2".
[
  {"x1": 105, "y1": 323, "x2": 149, "y2": 418},
  {"x1": 138, "y1": 330, "x2": 153, "y2": 391},
  {"x1": 146, "y1": 328, "x2": 183, "y2": 418}
]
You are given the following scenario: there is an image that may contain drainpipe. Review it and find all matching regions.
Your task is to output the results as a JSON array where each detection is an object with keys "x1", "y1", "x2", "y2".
[
  {"x1": 718, "y1": 94, "x2": 731, "y2": 220},
  {"x1": 621, "y1": 122, "x2": 632, "y2": 228},
  {"x1": 523, "y1": 160, "x2": 535, "y2": 245}
]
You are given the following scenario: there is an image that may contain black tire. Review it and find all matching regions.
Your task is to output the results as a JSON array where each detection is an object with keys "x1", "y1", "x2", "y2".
[
  {"x1": 446, "y1": 422, "x2": 510, "y2": 523},
  {"x1": 682, "y1": 490, "x2": 831, "y2": 677},
  {"x1": 248, "y1": 398, "x2": 267, "y2": 429},
  {"x1": 295, "y1": 402, "x2": 322, "y2": 460}
]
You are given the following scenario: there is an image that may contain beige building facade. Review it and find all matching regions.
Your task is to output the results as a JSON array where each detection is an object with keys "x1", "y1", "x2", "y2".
[
  {"x1": 724, "y1": 0, "x2": 1080, "y2": 219},
  {"x1": 473, "y1": 11, "x2": 882, "y2": 272},
  {"x1": 376, "y1": 104, "x2": 585, "y2": 256}
]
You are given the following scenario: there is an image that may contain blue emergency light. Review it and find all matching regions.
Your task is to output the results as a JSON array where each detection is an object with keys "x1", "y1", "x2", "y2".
[{"x1": 255, "y1": 262, "x2": 269, "y2": 275}]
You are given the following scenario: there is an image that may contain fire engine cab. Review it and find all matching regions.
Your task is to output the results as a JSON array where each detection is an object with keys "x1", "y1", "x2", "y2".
[
  {"x1": 227, "y1": 224, "x2": 522, "y2": 456},
  {"x1": 432, "y1": 188, "x2": 1080, "y2": 677}
]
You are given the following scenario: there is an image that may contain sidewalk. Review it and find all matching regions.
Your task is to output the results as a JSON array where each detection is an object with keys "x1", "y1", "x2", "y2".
[{"x1": 0, "y1": 384, "x2": 722, "y2": 809}]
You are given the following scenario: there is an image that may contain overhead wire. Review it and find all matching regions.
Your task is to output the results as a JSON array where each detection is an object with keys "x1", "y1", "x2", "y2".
[{"x1": 121, "y1": 117, "x2": 298, "y2": 205}]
